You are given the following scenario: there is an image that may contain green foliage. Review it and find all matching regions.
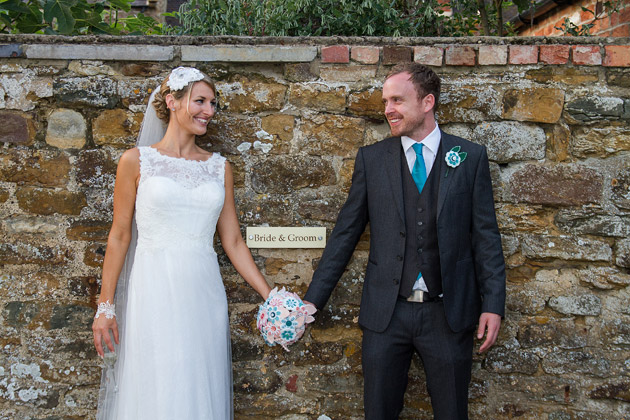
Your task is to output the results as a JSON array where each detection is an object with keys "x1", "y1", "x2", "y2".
[
  {"x1": 0, "y1": 0, "x2": 164, "y2": 34},
  {"x1": 166, "y1": 0, "x2": 422, "y2": 36},
  {"x1": 553, "y1": 1, "x2": 623, "y2": 36}
]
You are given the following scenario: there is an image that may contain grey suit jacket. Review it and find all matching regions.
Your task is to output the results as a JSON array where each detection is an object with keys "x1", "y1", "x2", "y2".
[{"x1": 304, "y1": 131, "x2": 506, "y2": 333}]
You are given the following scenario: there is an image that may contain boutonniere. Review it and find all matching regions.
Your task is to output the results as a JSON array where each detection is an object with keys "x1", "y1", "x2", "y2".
[{"x1": 445, "y1": 146, "x2": 467, "y2": 177}]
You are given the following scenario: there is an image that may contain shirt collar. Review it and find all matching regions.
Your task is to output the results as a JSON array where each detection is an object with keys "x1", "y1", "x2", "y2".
[{"x1": 401, "y1": 123, "x2": 441, "y2": 156}]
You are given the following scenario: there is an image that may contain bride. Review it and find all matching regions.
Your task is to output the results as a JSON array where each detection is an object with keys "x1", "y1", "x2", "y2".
[{"x1": 91, "y1": 67, "x2": 271, "y2": 419}]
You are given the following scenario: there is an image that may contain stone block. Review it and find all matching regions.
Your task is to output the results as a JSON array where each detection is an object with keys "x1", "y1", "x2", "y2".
[
  {"x1": 502, "y1": 88, "x2": 564, "y2": 123},
  {"x1": 235, "y1": 192, "x2": 294, "y2": 225},
  {"x1": 0, "y1": 111, "x2": 36, "y2": 145},
  {"x1": 66, "y1": 219, "x2": 111, "y2": 241},
  {"x1": 472, "y1": 122, "x2": 546, "y2": 163},
  {"x1": 75, "y1": 149, "x2": 118, "y2": 188},
  {"x1": 572, "y1": 45, "x2": 602, "y2": 65},
  {"x1": 0, "y1": 187, "x2": 8, "y2": 203},
  {"x1": 299, "y1": 114, "x2": 365, "y2": 158},
  {"x1": 201, "y1": 114, "x2": 260, "y2": 155},
  {"x1": 288, "y1": 83, "x2": 347, "y2": 112},
  {"x1": 549, "y1": 294, "x2": 602, "y2": 316},
  {"x1": 0, "y1": 149, "x2": 70, "y2": 187},
  {"x1": 521, "y1": 235, "x2": 612, "y2": 262},
  {"x1": 548, "y1": 122, "x2": 570, "y2": 162},
  {"x1": 321, "y1": 45, "x2": 349, "y2": 63},
  {"x1": 589, "y1": 381, "x2": 630, "y2": 402},
  {"x1": 250, "y1": 156, "x2": 335, "y2": 194},
  {"x1": 566, "y1": 96, "x2": 625, "y2": 122},
  {"x1": 383, "y1": 46, "x2": 412, "y2": 65},
  {"x1": 16, "y1": 186, "x2": 87, "y2": 216},
  {"x1": 517, "y1": 318, "x2": 587, "y2": 349},
  {"x1": 3, "y1": 215, "x2": 63, "y2": 235},
  {"x1": 297, "y1": 192, "x2": 347, "y2": 222},
  {"x1": 0, "y1": 242, "x2": 70, "y2": 265},
  {"x1": 607, "y1": 68, "x2": 630, "y2": 87},
  {"x1": 438, "y1": 85, "x2": 501, "y2": 123},
  {"x1": 351, "y1": 46, "x2": 380, "y2": 64},
  {"x1": 509, "y1": 45, "x2": 538, "y2": 64},
  {"x1": 616, "y1": 239, "x2": 630, "y2": 268},
  {"x1": 181, "y1": 45, "x2": 317, "y2": 62},
  {"x1": 319, "y1": 65, "x2": 377, "y2": 82},
  {"x1": 25, "y1": 44, "x2": 174, "y2": 61},
  {"x1": 542, "y1": 351, "x2": 610, "y2": 378},
  {"x1": 117, "y1": 77, "x2": 159, "y2": 108},
  {"x1": 284, "y1": 62, "x2": 317, "y2": 82},
  {"x1": 84, "y1": 242, "x2": 106, "y2": 268},
  {"x1": 611, "y1": 167, "x2": 630, "y2": 210},
  {"x1": 539, "y1": 45, "x2": 570, "y2": 64},
  {"x1": 120, "y1": 63, "x2": 163, "y2": 77},
  {"x1": 261, "y1": 114, "x2": 295, "y2": 143},
  {"x1": 413, "y1": 46, "x2": 443, "y2": 66},
  {"x1": 49, "y1": 304, "x2": 94, "y2": 330},
  {"x1": 68, "y1": 60, "x2": 117, "y2": 77},
  {"x1": 555, "y1": 208, "x2": 630, "y2": 237},
  {"x1": 484, "y1": 347, "x2": 540, "y2": 374},
  {"x1": 3, "y1": 301, "x2": 40, "y2": 329},
  {"x1": 0, "y1": 44, "x2": 23, "y2": 58},
  {"x1": 506, "y1": 287, "x2": 546, "y2": 315},
  {"x1": 348, "y1": 89, "x2": 384, "y2": 119},
  {"x1": 68, "y1": 276, "x2": 99, "y2": 297},
  {"x1": 601, "y1": 318, "x2": 630, "y2": 346},
  {"x1": 478, "y1": 45, "x2": 507, "y2": 65},
  {"x1": 574, "y1": 267, "x2": 630, "y2": 290},
  {"x1": 445, "y1": 46, "x2": 476, "y2": 66},
  {"x1": 604, "y1": 45, "x2": 630, "y2": 67},
  {"x1": 217, "y1": 75, "x2": 286, "y2": 113},
  {"x1": 0, "y1": 72, "x2": 52, "y2": 111},
  {"x1": 45, "y1": 109, "x2": 86, "y2": 149},
  {"x1": 526, "y1": 67, "x2": 598, "y2": 85},
  {"x1": 54, "y1": 76, "x2": 118, "y2": 108},
  {"x1": 93, "y1": 109, "x2": 143, "y2": 148}
]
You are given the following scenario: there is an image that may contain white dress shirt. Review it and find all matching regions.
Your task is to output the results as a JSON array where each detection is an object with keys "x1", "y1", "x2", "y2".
[{"x1": 400, "y1": 124, "x2": 441, "y2": 292}]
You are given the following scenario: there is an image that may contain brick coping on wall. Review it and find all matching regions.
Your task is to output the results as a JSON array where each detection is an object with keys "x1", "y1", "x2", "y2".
[{"x1": 1, "y1": 35, "x2": 629, "y2": 67}]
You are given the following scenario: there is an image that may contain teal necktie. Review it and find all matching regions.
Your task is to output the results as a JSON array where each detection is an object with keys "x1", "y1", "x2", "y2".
[{"x1": 411, "y1": 143, "x2": 427, "y2": 194}]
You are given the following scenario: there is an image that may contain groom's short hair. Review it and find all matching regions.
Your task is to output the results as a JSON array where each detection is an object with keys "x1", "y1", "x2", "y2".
[{"x1": 387, "y1": 63, "x2": 441, "y2": 114}]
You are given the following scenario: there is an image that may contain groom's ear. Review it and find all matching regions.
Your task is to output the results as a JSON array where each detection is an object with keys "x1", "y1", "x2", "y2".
[{"x1": 422, "y1": 93, "x2": 435, "y2": 114}]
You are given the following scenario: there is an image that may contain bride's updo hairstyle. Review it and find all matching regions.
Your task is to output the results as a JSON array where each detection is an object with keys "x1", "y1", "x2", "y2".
[{"x1": 152, "y1": 68, "x2": 216, "y2": 123}]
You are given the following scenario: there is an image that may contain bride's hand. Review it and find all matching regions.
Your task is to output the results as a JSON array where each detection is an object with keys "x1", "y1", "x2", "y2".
[{"x1": 92, "y1": 316, "x2": 120, "y2": 358}]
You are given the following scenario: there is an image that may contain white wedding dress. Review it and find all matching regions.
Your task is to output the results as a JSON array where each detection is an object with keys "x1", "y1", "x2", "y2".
[{"x1": 97, "y1": 146, "x2": 233, "y2": 420}]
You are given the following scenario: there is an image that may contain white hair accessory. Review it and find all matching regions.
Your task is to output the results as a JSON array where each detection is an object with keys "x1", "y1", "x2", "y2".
[{"x1": 166, "y1": 67, "x2": 204, "y2": 91}]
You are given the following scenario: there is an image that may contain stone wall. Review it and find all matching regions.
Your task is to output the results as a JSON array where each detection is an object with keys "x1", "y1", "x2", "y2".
[{"x1": 0, "y1": 35, "x2": 629, "y2": 420}]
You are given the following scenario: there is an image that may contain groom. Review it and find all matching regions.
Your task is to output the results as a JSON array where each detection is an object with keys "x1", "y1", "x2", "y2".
[{"x1": 304, "y1": 63, "x2": 506, "y2": 420}]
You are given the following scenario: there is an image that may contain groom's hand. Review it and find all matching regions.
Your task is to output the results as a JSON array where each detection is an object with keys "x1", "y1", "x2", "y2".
[{"x1": 477, "y1": 312, "x2": 501, "y2": 353}]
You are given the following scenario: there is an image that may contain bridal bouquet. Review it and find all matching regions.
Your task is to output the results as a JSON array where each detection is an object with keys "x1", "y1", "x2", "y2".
[{"x1": 257, "y1": 287, "x2": 316, "y2": 351}]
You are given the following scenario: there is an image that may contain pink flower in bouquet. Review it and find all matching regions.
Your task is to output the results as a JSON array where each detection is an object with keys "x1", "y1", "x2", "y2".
[{"x1": 257, "y1": 287, "x2": 317, "y2": 351}]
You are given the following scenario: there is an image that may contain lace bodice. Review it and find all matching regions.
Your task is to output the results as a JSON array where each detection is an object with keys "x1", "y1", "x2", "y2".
[{"x1": 135, "y1": 146, "x2": 226, "y2": 253}]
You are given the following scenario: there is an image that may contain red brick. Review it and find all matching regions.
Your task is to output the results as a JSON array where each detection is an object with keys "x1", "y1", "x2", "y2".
[
  {"x1": 350, "y1": 46, "x2": 380, "y2": 64},
  {"x1": 413, "y1": 46, "x2": 443, "y2": 66},
  {"x1": 383, "y1": 46, "x2": 412, "y2": 65},
  {"x1": 612, "y1": 24, "x2": 630, "y2": 37},
  {"x1": 540, "y1": 45, "x2": 570, "y2": 64},
  {"x1": 572, "y1": 45, "x2": 602, "y2": 65},
  {"x1": 321, "y1": 45, "x2": 349, "y2": 64},
  {"x1": 509, "y1": 45, "x2": 538, "y2": 64},
  {"x1": 478, "y1": 45, "x2": 507, "y2": 65},
  {"x1": 445, "y1": 46, "x2": 476, "y2": 66},
  {"x1": 604, "y1": 45, "x2": 630, "y2": 67}
]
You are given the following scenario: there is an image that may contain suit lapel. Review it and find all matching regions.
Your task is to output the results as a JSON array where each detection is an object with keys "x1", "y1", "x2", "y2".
[
  {"x1": 437, "y1": 131, "x2": 455, "y2": 219},
  {"x1": 385, "y1": 137, "x2": 405, "y2": 224}
]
